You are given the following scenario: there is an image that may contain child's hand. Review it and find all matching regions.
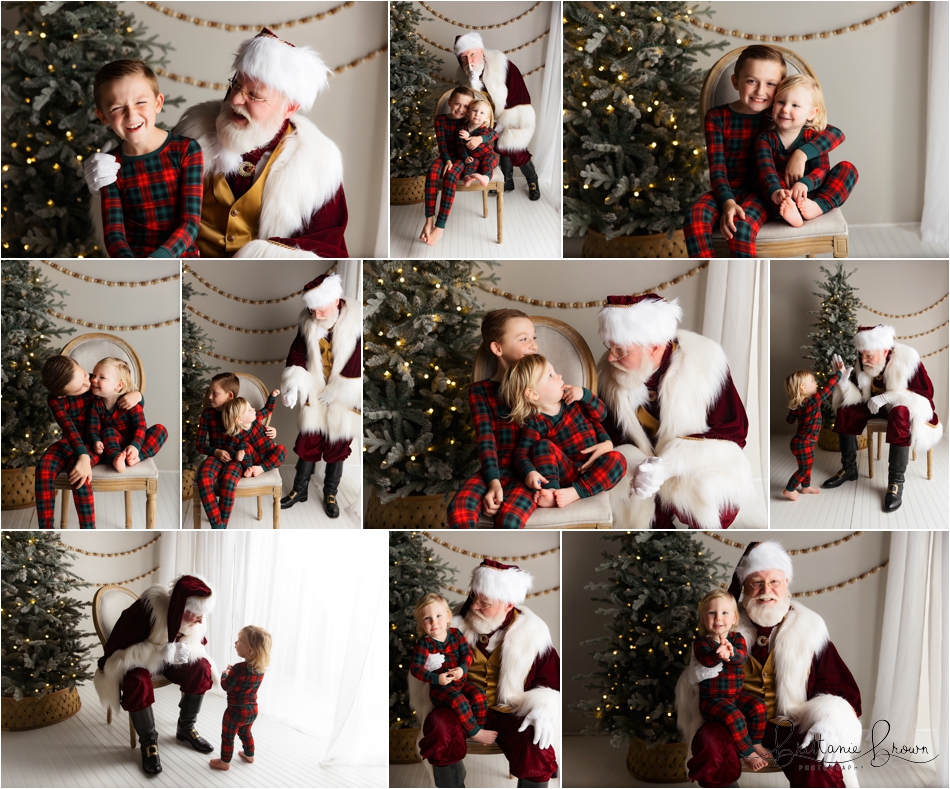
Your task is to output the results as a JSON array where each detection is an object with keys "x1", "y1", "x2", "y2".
[
  {"x1": 771, "y1": 188, "x2": 789, "y2": 205},
  {"x1": 465, "y1": 136, "x2": 483, "y2": 150},
  {"x1": 580, "y1": 440, "x2": 613, "y2": 470},
  {"x1": 271, "y1": 388, "x2": 280, "y2": 398},
  {"x1": 790, "y1": 182, "x2": 809, "y2": 203},
  {"x1": 445, "y1": 667, "x2": 464, "y2": 681},
  {"x1": 438, "y1": 671, "x2": 454, "y2": 686},
  {"x1": 265, "y1": 426, "x2": 277, "y2": 439},
  {"x1": 561, "y1": 385, "x2": 583, "y2": 404},
  {"x1": 459, "y1": 129, "x2": 471, "y2": 140},
  {"x1": 442, "y1": 160, "x2": 454, "y2": 177},
  {"x1": 117, "y1": 391, "x2": 143, "y2": 410},
  {"x1": 68, "y1": 455, "x2": 93, "y2": 488},
  {"x1": 525, "y1": 470, "x2": 549, "y2": 491},
  {"x1": 236, "y1": 449, "x2": 246, "y2": 462},
  {"x1": 720, "y1": 199, "x2": 746, "y2": 240},
  {"x1": 465, "y1": 156, "x2": 473, "y2": 163},
  {"x1": 214, "y1": 449, "x2": 232, "y2": 462},
  {"x1": 125, "y1": 446, "x2": 139, "y2": 464},
  {"x1": 93, "y1": 441, "x2": 104, "y2": 455},
  {"x1": 482, "y1": 478, "x2": 504, "y2": 515},
  {"x1": 716, "y1": 643, "x2": 731, "y2": 660},
  {"x1": 832, "y1": 354, "x2": 845, "y2": 373},
  {"x1": 785, "y1": 149, "x2": 808, "y2": 185},
  {"x1": 244, "y1": 465, "x2": 264, "y2": 478}
]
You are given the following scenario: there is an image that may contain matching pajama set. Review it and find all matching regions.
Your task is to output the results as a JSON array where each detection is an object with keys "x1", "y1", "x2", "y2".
[
  {"x1": 515, "y1": 389, "x2": 627, "y2": 499},
  {"x1": 219, "y1": 661, "x2": 264, "y2": 763},
  {"x1": 461, "y1": 126, "x2": 500, "y2": 180},
  {"x1": 87, "y1": 400, "x2": 167, "y2": 464},
  {"x1": 424, "y1": 115, "x2": 467, "y2": 228},
  {"x1": 785, "y1": 370, "x2": 842, "y2": 491},
  {"x1": 410, "y1": 628, "x2": 487, "y2": 737},
  {"x1": 693, "y1": 631, "x2": 767, "y2": 759}
]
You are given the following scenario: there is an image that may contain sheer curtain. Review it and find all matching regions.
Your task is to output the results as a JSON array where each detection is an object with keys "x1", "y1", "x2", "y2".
[
  {"x1": 921, "y1": 1, "x2": 949, "y2": 246},
  {"x1": 532, "y1": 1, "x2": 562, "y2": 206}
]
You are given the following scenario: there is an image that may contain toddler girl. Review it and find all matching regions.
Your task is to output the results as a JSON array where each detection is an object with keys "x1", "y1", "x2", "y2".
[
  {"x1": 88, "y1": 357, "x2": 167, "y2": 472},
  {"x1": 783, "y1": 355, "x2": 845, "y2": 501},
  {"x1": 755, "y1": 74, "x2": 858, "y2": 228},
  {"x1": 503, "y1": 355, "x2": 626, "y2": 508},
  {"x1": 220, "y1": 396, "x2": 286, "y2": 478},
  {"x1": 693, "y1": 589, "x2": 771, "y2": 772},
  {"x1": 210, "y1": 625, "x2": 272, "y2": 771},
  {"x1": 459, "y1": 100, "x2": 499, "y2": 187}
]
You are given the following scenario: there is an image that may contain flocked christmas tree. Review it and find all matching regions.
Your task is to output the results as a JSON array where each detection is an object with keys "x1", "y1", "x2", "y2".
[
  {"x1": 389, "y1": 531, "x2": 457, "y2": 729},
  {"x1": 389, "y1": 1, "x2": 443, "y2": 178},
  {"x1": 1, "y1": 1, "x2": 181, "y2": 257},
  {"x1": 181, "y1": 278, "x2": 219, "y2": 471},
  {"x1": 575, "y1": 532, "x2": 731, "y2": 746},
  {"x1": 563, "y1": 2, "x2": 726, "y2": 240},
  {"x1": 1, "y1": 532, "x2": 94, "y2": 701},
  {"x1": 363, "y1": 260, "x2": 498, "y2": 503},
  {"x1": 1, "y1": 260, "x2": 76, "y2": 470}
]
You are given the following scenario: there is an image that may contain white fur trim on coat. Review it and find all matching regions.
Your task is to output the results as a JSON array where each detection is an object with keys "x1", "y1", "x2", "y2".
[
  {"x1": 598, "y1": 298, "x2": 683, "y2": 351},
  {"x1": 234, "y1": 240, "x2": 319, "y2": 258},
  {"x1": 607, "y1": 443, "x2": 655, "y2": 529},
  {"x1": 854, "y1": 325, "x2": 895, "y2": 352},
  {"x1": 458, "y1": 49, "x2": 535, "y2": 152}
]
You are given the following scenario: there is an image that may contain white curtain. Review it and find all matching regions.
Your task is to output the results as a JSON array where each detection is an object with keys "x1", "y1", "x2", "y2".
[
  {"x1": 338, "y1": 258, "x2": 362, "y2": 302},
  {"x1": 921, "y1": 2, "x2": 949, "y2": 245},
  {"x1": 532, "y1": 1, "x2": 562, "y2": 207}
]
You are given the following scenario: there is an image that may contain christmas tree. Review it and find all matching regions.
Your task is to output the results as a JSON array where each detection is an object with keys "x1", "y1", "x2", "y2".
[
  {"x1": 181, "y1": 278, "x2": 219, "y2": 471},
  {"x1": 1, "y1": 260, "x2": 76, "y2": 469},
  {"x1": 363, "y1": 260, "x2": 497, "y2": 503},
  {"x1": 389, "y1": 1, "x2": 443, "y2": 178},
  {"x1": 1, "y1": 1, "x2": 181, "y2": 257},
  {"x1": 575, "y1": 532, "x2": 731, "y2": 746},
  {"x1": 563, "y1": 2, "x2": 726, "y2": 240},
  {"x1": 1, "y1": 532, "x2": 94, "y2": 700},
  {"x1": 389, "y1": 531, "x2": 457, "y2": 729}
]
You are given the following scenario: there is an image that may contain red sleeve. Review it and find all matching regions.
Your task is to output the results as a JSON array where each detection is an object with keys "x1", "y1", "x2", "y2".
[
  {"x1": 286, "y1": 331, "x2": 308, "y2": 371},
  {"x1": 905, "y1": 359, "x2": 937, "y2": 415},
  {"x1": 524, "y1": 646, "x2": 559, "y2": 693},
  {"x1": 268, "y1": 186, "x2": 348, "y2": 258},
  {"x1": 818, "y1": 370, "x2": 842, "y2": 403},
  {"x1": 87, "y1": 400, "x2": 102, "y2": 445},
  {"x1": 339, "y1": 335, "x2": 362, "y2": 378},
  {"x1": 49, "y1": 395, "x2": 90, "y2": 456},
  {"x1": 515, "y1": 422, "x2": 541, "y2": 482},
  {"x1": 128, "y1": 404, "x2": 147, "y2": 450},
  {"x1": 805, "y1": 640, "x2": 862, "y2": 718},
  {"x1": 153, "y1": 139, "x2": 203, "y2": 258},
  {"x1": 688, "y1": 371, "x2": 748, "y2": 448},
  {"x1": 504, "y1": 60, "x2": 532, "y2": 108},
  {"x1": 705, "y1": 108, "x2": 734, "y2": 206},
  {"x1": 756, "y1": 132, "x2": 784, "y2": 197},
  {"x1": 729, "y1": 632, "x2": 748, "y2": 664},
  {"x1": 693, "y1": 637, "x2": 722, "y2": 667},
  {"x1": 195, "y1": 409, "x2": 216, "y2": 457},
  {"x1": 100, "y1": 178, "x2": 135, "y2": 259},
  {"x1": 98, "y1": 598, "x2": 154, "y2": 669}
]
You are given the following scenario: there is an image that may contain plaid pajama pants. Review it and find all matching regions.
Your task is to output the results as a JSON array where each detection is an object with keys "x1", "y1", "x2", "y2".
[
  {"x1": 808, "y1": 162, "x2": 859, "y2": 214},
  {"x1": 787, "y1": 436, "x2": 817, "y2": 490},
  {"x1": 684, "y1": 190, "x2": 770, "y2": 258},
  {"x1": 531, "y1": 439, "x2": 626, "y2": 498},
  {"x1": 447, "y1": 473, "x2": 539, "y2": 529},
  {"x1": 100, "y1": 424, "x2": 168, "y2": 463},
  {"x1": 197, "y1": 456, "x2": 244, "y2": 529},
  {"x1": 462, "y1": 152, "x2": 499, "y2": 179},
  {"x1": 220, "y1": 703, "x2": 257, "y2": 762},
  {"x1": 429, "y1": 681, "x2": 488, "y2": 737},
  {"x1": 35, "y1": 440, "x2": 100, "y2": 529},
  {"x1": 699, "y1": 693, "x2": 767, "y2": 758},
  {"x1": 422, "y1": 160, "x2": 468, "y2": 229}
]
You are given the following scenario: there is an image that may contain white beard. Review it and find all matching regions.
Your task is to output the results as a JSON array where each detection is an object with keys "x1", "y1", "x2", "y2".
[
  {"x1": 610, "y1": 352, "x2": 659, "y2": 388},
  {"x1": 743, "y1": 593, "x2": 792, "y2": 628},
  {"x1": 215, "y1": 101, "x2": 287, "y2": 160},
  {"x1": 467, "y1": 62, "x2": 485, "y2": 91},
  {"x1": 862, "y1": 358, "x2": 885, "y2": 379},
  {"x1": 309, "y1": 312, "x2": 338, "y2": 333},
  {"x1": 466, "y1": 608, "x2": 508, "y2": 635}
]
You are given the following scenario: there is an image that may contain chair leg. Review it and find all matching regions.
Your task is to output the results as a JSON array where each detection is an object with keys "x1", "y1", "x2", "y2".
[
  {"x1": 913, "y1": 448, "x2": 917, "y2": 462},
  {"x1": 273, "y1": 488, "x2": 281, "y2": 529},
  {"x1": 193, "y1": 487, "x2": 201, "y2": 529},
  {"x1": 60, "y1": 489, "x2": 69, "y2": 529},
  {"x1": 257, "y1": 495, "x2": 263, "y2": 520},
  {"x1": 928, "y1": 448, "x2": 933, "y2": 480},
  {"x1": 867, "y1": 429, "x2": 874, "y2": 479},
  {"x1": 877, "y1": 432, "x2": 882, "y2": 460},
  {"x1": 107, "y1": 707, "x2": 112, "y2": 725},
  {"x1": 128, "y1": 714, "x2": 136, "y2": 749},
  {"x1": 481, "y1": 187, "x2": 488, "y2": 218},
  {"x1": 146, "y1": 478, "x2": 157, "y2": 529},
  {"x1": 497, "y1": 188, "x2": 504, "y2": 244},
  {"x1": 833, "y1": 235, "x2": 849, "y2": 258}
]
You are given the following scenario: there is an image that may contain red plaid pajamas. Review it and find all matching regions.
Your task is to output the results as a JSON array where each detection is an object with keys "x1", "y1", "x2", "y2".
[
  {"x1": 219, "y1": 662, "x2": 264, "y2": 762},
  {"x1": 410, "y1": 629, "x2": 487, "y2": 736},
  {"x1": 196, "y1": 407, "x2": 229, "y2": 457},
  {"x1": 694, "y1": 632, "x2": 766, "y2": 758},
  {"x1": 786, "y1": 371, "x2": 841, "y2": 490},
  {"x1": 424, "y1": 115, "x2": 466, "y2": 220},
  {"x1": 461, "y1": 126, "x2": 499, "y2": 178},
  {"x1": 197, "y1": 456, "x2": 244, "y2": 529},
  {"x1": 88, "y1": 400, "x2": 166, "y2": 463},
  {"x1": 221, "y1": 422, "x2": 286, "y2": 471}
]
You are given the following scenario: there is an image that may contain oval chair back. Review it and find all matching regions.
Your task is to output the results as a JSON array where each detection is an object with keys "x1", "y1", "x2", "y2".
[
  {"x1": 236, "y1": 372, "x2": 271, "y2": 425},
  {"x1": 92, "y1": 585, "x2": 137, "y2": 647}
]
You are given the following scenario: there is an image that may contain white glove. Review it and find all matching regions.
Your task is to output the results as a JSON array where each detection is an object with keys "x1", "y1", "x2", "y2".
[
  {"x1": 801, "y1": 721, "x2": 841, "y2": 765},
  {"x1": 517, "y1": 708, "x2": 554, "y2": 751},
  {"x1": 423, "y1": 653, "x2": 445, "y2": 672},
  {"x1": 170, "y1": 641, "x2": 191, "y2": 665},
  {"x1": 83, "y1": 140, "x2": 119, "y2": 193},
  {"x1": 282, "y1": 388, "x2": 298, "y2": 409},
  {"x1": 831, "y1": 354, "x2": 844, "y2": 372},
  {"x1": 317, "y1": 391, "x2": 334, "y2": 407},
  {"x1": 631, "y1": 456, "x2": 666, "y2": 499},
  {"x1": 868, "y1": 393, "x2": 891, "y2": 415},
  {"x1": 687, "y1": 661, "x2": 723, "y2": 685}
]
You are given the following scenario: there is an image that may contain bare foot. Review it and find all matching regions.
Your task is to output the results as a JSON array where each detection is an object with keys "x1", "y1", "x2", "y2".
[
  {"x1": 471, "y1": 173, "x2": 489, "y2": 186},
  {"x1": 753, "y1": 744, "x2": 773, "y2": 759},
  {"x1": 239, "y1": 752, "x2": 255, "y2": 763},
  {"x1": 797, "y1": 197, "x2": 824, "y2": 220},
  {"x1": 419, "y1": 216, "x2": 434, "y2": 242},
  {"x1": 535, "y1": 488, "x2": 556, "y2": 508},
  {"x1": 426, "y1": 226, "x2": 444, "y2": 247},
  {"x1": 743, "y1": 754, "x2": 769, "y2": 771},
  {"x1": 210, "y1": 758, "x2": 230, "y2": 771},
  {"x1": 801, "y1": 486, "x2": 821, "y2": 495},
  {"x1": 470, "y1": 729, "x2": 498, "y2": 744},
  {"x1": 126, "y1": 452, "x2": 140, "y2": 467},
  {"x1": 462, "y1": 176, "x2": 476, "y2": 186},
  {"x1": 554, "y1": 487, "x2": 581, "y2": 507},
  {"x1": 779, "y1": 195, "x2": 804, "y2": 228},
  {"x1": 782, "y1": 489, "x2": 799, "y2": 501},
  {"x1": 113, "y1": 454, "x2": 127, "y2": 473}
]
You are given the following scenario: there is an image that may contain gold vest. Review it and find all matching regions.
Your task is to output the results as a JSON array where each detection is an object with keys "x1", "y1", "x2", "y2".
[
  {"x1": 743, "y1": 649, "x2": 779, "y2": 720},
  {"x1": 319, "y1": 337, "x2": 333, "y2": 380},
  {"x1": 466, "y1": 610, "x2": 518, "y2": 712}
]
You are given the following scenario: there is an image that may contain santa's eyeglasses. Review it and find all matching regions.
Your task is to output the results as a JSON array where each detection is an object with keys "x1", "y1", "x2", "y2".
[
  {"x1": 746, "y1": 579, "x2": 785, "y2": 592},
  {"x1": 603, "y1": 342, "x2": 633, "y2": 360},
  {"x1": 227, "y1": 77, "x2": 271, "y2": 103}
]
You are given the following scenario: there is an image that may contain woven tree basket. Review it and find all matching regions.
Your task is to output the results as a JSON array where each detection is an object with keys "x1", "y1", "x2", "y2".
[
  {"x1": 626, "y1": 736, "x2": 689, "y2": 783},
  {"x1": 583, "y1": 229, "x2": 688, "y2": 258},
  {"x1": 182, "y1": 468, "x2": 196, "y2": 502},
  {"x1": 1, "y1": 466, "x2": 36, "y2": 510},
  {"x1": 2, "y1": 687, "x2": 81, "y2": 731},
  {"x1": 365, "y1": 493, "x2": 448, "y2": 529},
  {"x1": 391, "y1": 176, "x2": 426, "y2": 206},
  {"x1": 390, "y1": 726, "x2": 422, "y2": 764}
]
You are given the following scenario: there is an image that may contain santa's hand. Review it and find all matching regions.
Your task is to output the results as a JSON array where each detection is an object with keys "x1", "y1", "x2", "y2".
[
  {"x1": 171, "y1": 642, "x2": 191, "y2": 664},
  {"x1": 868, "y1": 393, "x2": 891, "y2": 414},
  {"x1": 518, "y1": 709, "x2": 554, "y2": 750},
  {"x1": 83, "y1": 140, "x2": 119, "y2": 193},
  {"x1": 687, "y1": 660, "x2": 723, "y2": 685},
  {"x1": 282, "y1": 388, "x2": 298, "y2": 409},
  {"x1": 631, "y1": 457, "x2": 666, "y2": 499},
  {"x1": 318, "y1": 391, "x2": 334, "y2": 407},
  {"x1": 801, "y1": 721, "x2": 841, "y2": 765},
  {"x1": 423, "y1": 653, "x2": 445, "y2": 672}
]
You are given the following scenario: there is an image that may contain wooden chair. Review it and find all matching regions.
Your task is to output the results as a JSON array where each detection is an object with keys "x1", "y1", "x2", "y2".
[
  {"x1": 92, "y1": 585, "x2": 173, "y2": 748},
  {"x1": 865, "y1": 418, "x2": 933, "y2": 480},
  {"x1": 192, "y1": 372, "x2": 282, "y2": 529},
  {"x1": 472, "y1": 315, "x2": 613, "y2": 529},
  {"x1": 55, "y1": 333, "x2": 159, "y2": 529},
  {"x1": 432, "y1": 88, "x2": 504, "y2": 244},
  {"x1": 700, "y1": 45, "x2": 849, "y2": 258}
]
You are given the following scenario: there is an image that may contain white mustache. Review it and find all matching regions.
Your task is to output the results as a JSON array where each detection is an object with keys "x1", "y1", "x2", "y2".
[{"x1": 229, "y1": 104, "x2": 251, "y2": 121}]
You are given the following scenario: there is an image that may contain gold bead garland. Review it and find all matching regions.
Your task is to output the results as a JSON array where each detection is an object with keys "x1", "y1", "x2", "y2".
[
  {"x1": 704, "y1": 532, "x2": 862, "y2": 553},
  {"x1": 922, "y1": 345, "x2": 948, "y2": 359},
  {"x1": 201, "y1": 350, "x2": 285, "y2": 366},
  {"x1": 432, "y1": 64, "x2": 545, "y2": 83},
  {"x1": 421, "y1": 531, "x2": 558, "y2": 561},
  {"x1": 142, "y1": 1, "x2": 355, "y2": 31},
  {"x1": 185, "y1": 266, "x2": 307, "y2": 304},
  {"x1": 92, "y1": 568, "x2": 160, "y2": 588},
  {"x1": 418, "y1": 1, "x2": 542, "y2": 30},
  {"x1": 863, "y1": 293, "x2": 947, "y2": 319},
  {"x1": 41, "y1": 261, "x2": 179, "y2": 287},
  {"x1": 896, "y1": 320, "x2": 949, "y2": 340},
  {"x1": 685, "y1": 2, "x2": 915, "y2": 41},
  {"x1": 442, "y1": 583, "x2": 559, "y2": 600},
  {"x1": 416, "y1": 29, "x2": 549, "y2": 55},
  {"x1": 186, "y1": 305, "x2": 296, "y2": 335},
  {"x1": 792, "y1": 561, "x2": 888, "y2": 598},
  {"x1": 47, "y1": 310, "x2": 179, "y2": 331},
  {"x1": 61, "y1": 535, "x2": 160, "y2": 557}
]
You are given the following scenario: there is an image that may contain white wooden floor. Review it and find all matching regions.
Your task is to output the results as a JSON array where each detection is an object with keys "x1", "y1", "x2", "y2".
[
  {"x1": 1, "y1": 471, "x2": 180, "y2": 530},
  {"x1": 769, "y1": 434, "x2": 948, "y2": 529},
  {"x1": 183, "y1": 457, "x2": 362, "y2": 529},
  {"x1": 390, "y1": 754, "x2": 562, "y2": 789},
  {"x1": 559, "y1": 735, "x2": 937, "y2": 788},
  {"x1": 390, "y1": 176, "x2": 562, "y2": 259},
  {"x1": 1, "y1": 681, "x2": 384, "y2": 788}
]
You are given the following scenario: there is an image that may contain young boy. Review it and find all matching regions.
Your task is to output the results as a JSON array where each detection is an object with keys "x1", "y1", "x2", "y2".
[{"x1": 94, "y1": 59, "x2": 203, "y2": 258}]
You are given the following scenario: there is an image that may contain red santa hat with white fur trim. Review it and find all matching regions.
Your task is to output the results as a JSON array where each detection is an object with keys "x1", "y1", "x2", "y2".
[
  {"x1": 231, "y1": 28, "x2": 330, "y2": 114},
  {"x1": 302, "y1": 273, "x2": 343, "y2": 310},
  {"x1": 736, "y1": 540, "x2": 793, "y2": 586},
  {"x1": 454, "y1": 32, "x2": 485, "y2": 58},
  {"x1": 166, "y1": 574, "x2": 215, "y2": 642},
  {"x1": 470, "y1": 559, "x2": 533, "y2": 606},
  {"x1": 853, "y1": 324, "x2": 896, "y2": 352},
  {"x1": 598, "y1": 293, "x2": 683, "y2": 349}
]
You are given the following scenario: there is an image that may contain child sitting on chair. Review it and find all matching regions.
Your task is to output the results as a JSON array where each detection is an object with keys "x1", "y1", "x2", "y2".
[
  {"x1": 503, "y1": 354, "x2": 626, "y2": 508},
  {"x1": 459, "y1": 100, "x2": 499, "y2": 187},
  {"x1": 88, "y1": 357, "x2": 167, "y2": 473},
  {"x1": 220, "y1": 396, "x2": 286, "y2": 479},
  {"x1": 756, "y1": 74, "x2": 858, "y2": 228}
]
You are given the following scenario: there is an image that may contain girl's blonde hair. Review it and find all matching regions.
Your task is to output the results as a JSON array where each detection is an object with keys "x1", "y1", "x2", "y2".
[
  {"x1": 240, "y1": 625, "x2": 272, "y2": 672},
  {"x1": 500, "y1": 354, "x2": 548, "y2": 427},
  {"x1": 413, "y1": 592, "x2": 453, "y2": 636},
  {"x1": 220, "y1": 397, "x2": 250, "y2": 436},
  {"x1": 785, "y1": 369, "x2": 814, "y2": 410},
  {"x1": 95, "y1": 357, "x2": 136, "y2": 394},
  {"x1": 775, "y1": 74, "x2": 827, "y2": 131},
  {"x1": 468, "y1": 99, "x2": 494, "y2": 128},
  {"x1": 697, "y1": 589, "x2": 739, "y2": 636}
]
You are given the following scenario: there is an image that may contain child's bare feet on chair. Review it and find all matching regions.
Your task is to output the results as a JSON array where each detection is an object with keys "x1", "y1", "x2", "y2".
[
  {"x1": 210, "y1": 758, "x2": 230, "y2": 770},
  {"x1": 462, "y1": 176, "x2": 476, "y2": 186},
  {"x1": 753, "y1": 744, "x2": 772, "y2": 760},
  {"x1": 472, "y1": 173, "x2": 489, "y2": 186},
  {"x1": 779, "y1": 196, "x2": 804, "y2": 227},
  {"x1": 471, "y1": 729, "x2": 498, "y2": 744},
  {"x1": 535, "y1": 488, "x2": 556, "y2": 508},
  {"x1": 802, "y1": 485, "x2": 820, "y2": 494},
  {"x1": 782, "y1": 489, "x2": 798, "y2": 501},
  {"x1": 239, "y1": 752, "x2": 255, "y2": 763},
  {"x1": 796, "y1": 197, "x2": 824, "y2": 220},
  {"x1": 113, "y1": 455, "x2": 126, "y2": 473},
  {"x1": 554, "y1": 487, "x2": 580, "y2": 507},
  {"x1": 426, "y1": 227, "x2": 444, "y2": 246},
  {"x1": 743, "y1": 754, "x2": 769, "y2": 771}
]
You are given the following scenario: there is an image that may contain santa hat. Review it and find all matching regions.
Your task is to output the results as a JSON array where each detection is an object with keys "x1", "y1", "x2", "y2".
[
  {"x1": 166, "y1": 575, "x2": 215, "y2": 642},
  {"x1": 454, "y1": 32, "x2": 485, "y2": 57},
  {"x1": 231, "y1": 28, "x2": 330, "y2": 114},
  {"x1": 598, "y1": 294, "x2": 683, "y2": 349},
  {"x1": 470, "y1": 559, "x2": 533, "y2": 606},
  {"x1": 302, "y1": 273, "x2": 343, "y2": 310},
  {"x1": 726, "y1": 541, "x2": 793, "y2": 602},
  {"x1": 853, "y1": 324, "x2": 896, "y2": 352}
]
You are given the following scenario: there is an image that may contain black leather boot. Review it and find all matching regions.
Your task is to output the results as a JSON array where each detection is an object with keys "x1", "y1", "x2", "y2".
[
  {"x1": 822, "y1": 434, "x2": 859, "y2": 488},
  {"x1": 499, "y1": 155, "x2": 515, "y2": 192},
  {"x1": 176, "y1": 694, "x2": 214, "y2": 753},
  {"x1": 323, "y1": 461, "x2": 344, "y2": 518},
  {"x1": 280, "y1": 459, "x2": 315, "y2": 509},
  {"x1": 129, "y1": 707, "x2": 162, "y2": 775},
  {"x1": 432, "y1": 761, "x2": 466, "y2": 787},
  {"x1": 516, "y1": 780, "x2": 549, "y2": 788},
  {"x1": 883, "y1": 444, "x2": 909, "y2": 512},
  {"x1": 520, "y1": 160, "x2": 541, "y2": 201}
]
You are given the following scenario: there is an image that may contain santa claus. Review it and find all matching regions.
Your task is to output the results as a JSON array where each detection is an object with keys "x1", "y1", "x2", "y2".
[
  {"x1": 824, "y1": 324, "x2": 942, "y2": 512},
  {"x1": 411, "y1": 560, "x2": 560, "y2": 788},
  {"x1": 279, "y1": 272, "x2": 361, "y2": 518},
  {"x1": 454, "y1": 32, "x2": 540, "y2": 201},
  {"x1": 94, "y1": 575, "x2": 218, "y2": 775},
  {"x1": 85, "y1": 27, "x2": 347, "y2": 258},
  {"x1": 596, "y1": 294, "x2": 754, "y2": 529},
  {"x1": 675, "y1": 541, "x2": 863, "y2": 788}
]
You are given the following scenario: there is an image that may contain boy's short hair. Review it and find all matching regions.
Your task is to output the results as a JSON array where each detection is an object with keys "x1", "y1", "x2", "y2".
[
  {"x1": 240, "y1": 625, "x2": 272, "y2": 673},
  {"x1": 220, "y1": 397, "x2": 250, "y2": 436},
  {"x1": 205, "y1": 372, "x2": 241, "y2": 406},
  {"x1": 480, "y1": 308, "x2": 530, "y2": 347},
  {"x1": 785, "y1": 369, "x2": 814, "y2": 410},
  {"x1": 96, "y1": 357, "x2": 137, "y2": 395},
  {"x1": 775, "y1": 74, "x2": 827, "y2": 131},
  {"x1": 40, "y1": 355, "x2": 81, "y2": 396},
  {"x1": 413, "y1": 592, "x2": 453, "y2": 635},
  {"x1": 94, "y1": 59, "x2": 160, "y2": 113},
  {"x1": 468, "y1": 99, "x2": 495, "y2": 128},
  {"x1": 449, "y1": 85, "x2": 477, "y2": 104},
  {"x1": 697, "y1": 588, "x2": 739, "y2": 636},
  {"x1": 733, "y1": 45, "x2": 787, "y2": 81}
]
